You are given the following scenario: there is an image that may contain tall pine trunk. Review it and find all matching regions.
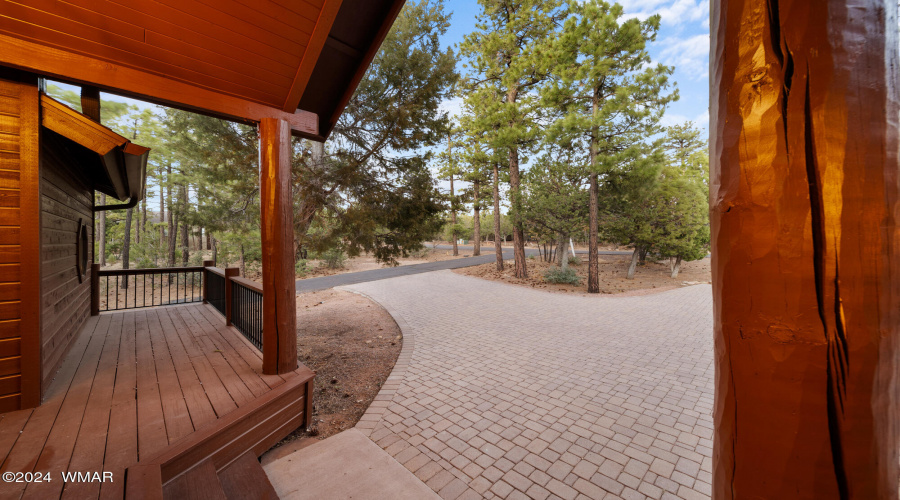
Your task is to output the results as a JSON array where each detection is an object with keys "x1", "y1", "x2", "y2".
[
  {"x1": 211, "y1": 237, "x2": 218, "y2": 264},
  {"x1": 588, "y1": 173, "x2": 599, "y2": 292},
  {"x1": 122, "y1": 208, "x2": 133, "y2": 288},
  {"x1": 557, "y1": 234, "x2": 569, "y2": 269},
  {"x1": 166, "y1": 164, "x2": 176, "y2": 268},
  {"x1": 159, "y1": 172, "x2": 166, "y2": 249},
  {"x1": 506, "y1": 87, "x2": 527, "y2": 279},
  {"x1": 239, "y1": 244, "x2": 246, "y2": 276},
  {"x1": 473, "y1": 178, "x2": 481, "y2": 256},
  {"x1": 587, "y1": 91, "x2": 600, "y2": 293},
  {"x1": 180, "y1": 184, "x2": 189, "y2": 266},
  {"x1": 493, "y1": 162, "x2": 503, "y2": 271},
  {"x1": 450, "y1": 173, "x2": 458, "y2": 255},
  {"x1": 98, "y1": 194, "x2": 106, "y2": 267}
]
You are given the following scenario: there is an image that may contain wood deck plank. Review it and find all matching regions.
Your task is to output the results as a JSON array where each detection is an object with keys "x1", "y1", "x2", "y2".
[
  {"x1": 179, "y1": 305, "x2": 257, "y2": 406},
  {"x1": 19, "y1": 313, "x2": 116, "y2": 500},
  {"x1": 195, "y1": 305, "x2": 287, "y2": 390},
  {"x1": 155, "y1": 307, "x2": 218, "y2": 430},
  {"x1": 0, "y1": 316, "x2": 104, "y2": 498},
  {"x1": 188, "y1": 306, "x2": 274, "y2": 398},
  {"x1": 146, "y1": 307, "x2": 194, "y2": 444},
  {"x1": 55, "y1": 309, "x2": 127, "y2": 500},
  {"x1": 167, "y1": 306, "x2": 240, "y2": 417},
  {"x1": 99, "y1": 311, "x2": 138, "y2": 500},
  {"x1": 133, "y1": 309, "x2": 169, "y2": 460}
]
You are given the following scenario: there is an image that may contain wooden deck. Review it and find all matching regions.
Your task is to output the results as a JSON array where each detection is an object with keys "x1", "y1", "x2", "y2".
[{"x1": 0, "y1": 303, "x2": 313, "y2": 499}]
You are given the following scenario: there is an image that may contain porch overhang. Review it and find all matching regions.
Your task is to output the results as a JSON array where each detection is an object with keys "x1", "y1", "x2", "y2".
[{"x1": 0, "y1": 0, "x2": 405, "y2": 141}]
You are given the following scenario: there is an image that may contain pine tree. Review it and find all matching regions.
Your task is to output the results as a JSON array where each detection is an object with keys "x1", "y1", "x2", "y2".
[
  {"x1": 460, "y1": 0, "x2": 567, "y2": 278},
  {"x1": 542, "y1": 0, "x2": 677, "y2": 291}
]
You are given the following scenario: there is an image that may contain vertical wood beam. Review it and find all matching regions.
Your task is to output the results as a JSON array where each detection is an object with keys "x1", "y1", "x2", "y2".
[
  {"x1": 224, "y1": 267, "x2": 239, "y2": 326},
  {"x1": 16, "y1": 74, "x2": 41, "y2": 409},
  {"x1": 259, "y1": 118, "x2": 298, "y2": 375},
  {"x1": 710, "y1": 1, "x2": 899, "y2": 498}
]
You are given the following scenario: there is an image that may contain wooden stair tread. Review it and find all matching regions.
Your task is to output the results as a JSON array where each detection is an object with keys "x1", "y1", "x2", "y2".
[
  {"x1": 162, "y1": 459, "x2": 227, "y2": 500},
  {"x1": 218, "y1": 451, "x2": 279, "y2": 500}
]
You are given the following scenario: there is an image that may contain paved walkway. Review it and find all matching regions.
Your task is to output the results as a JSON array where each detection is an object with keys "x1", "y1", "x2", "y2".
[
  {"x1": 296, "y1": 248, "x2": 632, "y2": 293},
  {"x1": 344, "y1": 271, "x2": 714, "y2": 500}
]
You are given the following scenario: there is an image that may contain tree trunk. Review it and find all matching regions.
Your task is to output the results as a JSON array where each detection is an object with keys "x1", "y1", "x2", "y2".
[
  {"x1": 670, "y1": 256, "x2": 682, "y2": 279},
  {"x1": 239, "y1": 244, "x2": 246, "y2": 277},
  {"x1": 159, "y1": 171, "x2": 166, "y2": 249},
  {"x1": 211, "y1": 237, "x2": 217, "y2": 264},
  {"x1": 639, "y1": 247, "x2": 648, "y2": 263},
  {"x1": 180, "y1": 185, "x2": 189, "y2": 266},
  {"x1": 626, "y1": 246, "x2": 639, "y2": 280},
  {"x1": 450, "y1": 173, "x2": 458, "y2": 256},
  {"x1": 558, "y1": 235, "x2": 569, "y2": 269},
  {"x1": 492, "y1": 162, "x2": 503, "y2": 271},
  {"x1": 506, "y1": 87, "x2": 526, "y2": 279},
  {"x1": 98, "y1": 194, "x2": 106, "y2": 267},
  {"x1": 587, "y1": 173, "x2": 600, "y2": 292},
  {"x1": 206, "y1": 231, "x2": 211, "y2": 251},
  {"x1": 122, "y1": 208, "x2": 133, "y2": 288},
  {"x1": 472, "y1": 179, "x2": 481, "y2": 256}
]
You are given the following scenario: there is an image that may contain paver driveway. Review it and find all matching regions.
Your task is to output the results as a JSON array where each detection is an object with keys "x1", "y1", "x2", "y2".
[{"x1": 343, "y1": 270, "x2": 714, "y2": 500}]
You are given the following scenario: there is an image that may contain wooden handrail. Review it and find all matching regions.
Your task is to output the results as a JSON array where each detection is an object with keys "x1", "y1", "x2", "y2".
[
  {"x1": 97, "y1": 266, "x2": 205, "y2": 277},
  {"x1": 205, "y1": 266, "x2": 226, "y2": 278},
  {"x1": 230, "y1": 276, "x2": 263, "y2": 294}
]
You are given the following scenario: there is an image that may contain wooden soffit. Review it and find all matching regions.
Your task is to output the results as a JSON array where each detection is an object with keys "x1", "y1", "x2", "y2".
[
  {"x1": 41, "y1": 94, "x2": 149, "y2": 202},
  {"x1": 0, "y1": 0, "x2": 406, "y2": 140}
]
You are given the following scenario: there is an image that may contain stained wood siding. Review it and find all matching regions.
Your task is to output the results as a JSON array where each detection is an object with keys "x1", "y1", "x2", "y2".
[
  {"x1": 0, "y1": 75, "x2": 40, "y2": 412},
  {"x1": 39, "y1": 134, "x2": 92, "y2": 392}
]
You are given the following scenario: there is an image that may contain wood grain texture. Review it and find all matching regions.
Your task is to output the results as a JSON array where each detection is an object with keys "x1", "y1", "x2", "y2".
[
  {"x1": 710, "y1": 1, "x2": 900, "y2": 498},
  {"x1": 39, "y1": 131, "x2": 93, "y2": 393},
  {"x1": 259, "y1": 118, "x2": 298, "y2": 375},
  {"x1": 0, "y1": 33, "x2": 318, "y2": 137},
  {"x1": 282, "y1": 0, "x2": 344, "y2": 112}
]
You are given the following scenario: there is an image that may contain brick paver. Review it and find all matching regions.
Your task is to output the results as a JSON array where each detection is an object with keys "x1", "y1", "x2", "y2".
[{"x1": 346, "y1": 270, "x2": 713, "y2": 500}]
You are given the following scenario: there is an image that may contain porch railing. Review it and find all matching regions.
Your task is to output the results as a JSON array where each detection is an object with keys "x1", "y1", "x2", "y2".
[
  {"x1": 90, "y1": 261, "x2": 267, "y2": 353},
  {"x1": 230, "y1": 277, "x2": 263, "y2": 349},
  {"x1": 91, "y1": 265, "x2": 205, "y2": 312}
]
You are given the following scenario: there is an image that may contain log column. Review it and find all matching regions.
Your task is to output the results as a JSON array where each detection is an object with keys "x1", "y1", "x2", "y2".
[
  {"x1": 259, "y1": 118, "x2": 298, "y2": 374},
  {"x1": 710, "y1": 1, "x2": 899, "y2": 498}
]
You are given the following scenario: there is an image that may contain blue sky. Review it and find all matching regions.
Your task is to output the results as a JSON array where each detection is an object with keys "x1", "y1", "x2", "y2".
[{"x1": 439, "y1": 0, "x2": 710, "y2": 135}]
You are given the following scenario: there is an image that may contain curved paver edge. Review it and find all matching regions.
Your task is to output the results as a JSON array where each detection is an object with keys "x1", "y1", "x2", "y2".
[{"x1": 336, "y1": 286, "x2": 417, "y2": 438}]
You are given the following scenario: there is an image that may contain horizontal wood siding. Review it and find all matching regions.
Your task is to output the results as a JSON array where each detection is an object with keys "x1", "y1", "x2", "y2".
[
  {"x1": 0, "y1": 74, "x2": 39, "y2": 411},
  {"x1": 39, "y1": 133, "x2": 92, "y2": 392}
]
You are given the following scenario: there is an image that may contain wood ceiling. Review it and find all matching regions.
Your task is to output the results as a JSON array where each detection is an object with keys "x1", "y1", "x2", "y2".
[{"x1": 0, "y1": 0, "x2": 404, "y2": 140}]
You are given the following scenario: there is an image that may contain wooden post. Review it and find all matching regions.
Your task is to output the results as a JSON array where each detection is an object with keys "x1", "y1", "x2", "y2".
[
  {"x1": 710, "y1": 1, "x2": 899, "y2": 498},
  {"x1": 224, "y1": 267, "x2": 239, "y2": 326},
  {"x1": 202, "y1": 260, "x2": 214, "y2": 304},
  {"x1": 90, "y1": 263, "x2": 100, "y2": 316},
  {"x1": 259, "y1": 118, "x2": 298, "y2": 375}
]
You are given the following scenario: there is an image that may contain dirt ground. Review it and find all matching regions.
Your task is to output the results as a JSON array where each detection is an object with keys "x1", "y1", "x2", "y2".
[
  {"x1": 455, "y1": 254, "x2": 711, "y2": 296},
  {"x1": 274, "y1": 289, "x2": 402, "y2": 448}
]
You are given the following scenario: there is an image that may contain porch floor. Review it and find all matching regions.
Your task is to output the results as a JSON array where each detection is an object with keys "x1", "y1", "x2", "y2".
[{"x1": 0, "y1": 303, "x2": 310, "y2": 500}]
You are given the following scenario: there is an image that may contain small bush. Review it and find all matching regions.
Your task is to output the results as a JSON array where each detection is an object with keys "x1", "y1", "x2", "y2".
[
  {"x1": 322, "y1": 247, "x2": 346, "y2": 269},
  {"x1": 543, "y1": 266, "x2": 580, "y2": 285},
  {"x1": 295, "y1": 259, "x2": 310, "y2": 277},
  {"x1": 567, "y1": 255, "x2": 582, "y2": 266},
  {"x1": 409, "y1": 247, "x2": 430, "y2": 259}
]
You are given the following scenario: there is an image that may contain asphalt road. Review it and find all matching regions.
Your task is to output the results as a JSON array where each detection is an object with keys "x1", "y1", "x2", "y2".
[{"x1": 295, "y1": 244, "x2": 632, "y2": 293}]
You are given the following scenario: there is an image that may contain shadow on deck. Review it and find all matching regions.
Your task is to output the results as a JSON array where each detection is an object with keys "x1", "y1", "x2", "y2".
[{"x1": 0, "y1": 303, "x2": 313, "y2": 499}]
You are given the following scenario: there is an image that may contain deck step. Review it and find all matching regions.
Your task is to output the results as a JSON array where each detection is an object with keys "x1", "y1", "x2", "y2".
[
  {"x1": 218, "y1": 452, "x2": 279, "y2": 500},
  {"x1": 163, "y1": 459, "x2": 227, "y2": 500}
]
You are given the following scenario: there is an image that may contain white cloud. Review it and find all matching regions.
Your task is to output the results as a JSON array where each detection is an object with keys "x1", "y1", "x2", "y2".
[
  {"x1": 440, "y1": 96, "x2": 463, "y2": 121},
  {"x1": 616, "y1": 0, "x2": 709, "y2": 27},
  {"x1": 659, "y1": 33, "x2": 710, "y2": 80}
]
